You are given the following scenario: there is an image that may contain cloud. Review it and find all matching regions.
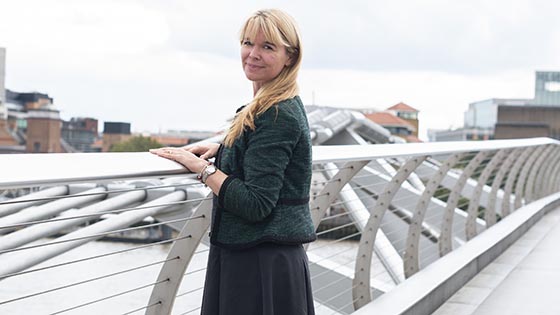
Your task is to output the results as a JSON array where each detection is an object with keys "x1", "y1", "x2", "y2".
[
  {"x1": 138, "y1": 0, "x2": 560, "y2": 74},
  {"x1": 298, "y1": 0, "x2": 560, "y2": 74},
  {"x1": 1, "y1": 0, "x2": 559, "y2": 141}
]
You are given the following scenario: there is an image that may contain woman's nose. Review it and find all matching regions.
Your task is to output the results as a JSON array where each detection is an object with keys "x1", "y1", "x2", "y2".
[{"x1": 249, "y1": 47, "x2": 261, "y2": 60}]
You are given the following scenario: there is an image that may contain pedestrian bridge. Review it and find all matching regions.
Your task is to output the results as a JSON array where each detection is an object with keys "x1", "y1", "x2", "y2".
[{"x1": 1, "y1": 108, "x2": 559, "y2": 315}]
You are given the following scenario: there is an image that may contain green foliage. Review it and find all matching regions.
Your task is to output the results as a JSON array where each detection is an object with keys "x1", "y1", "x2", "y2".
[{"x1": 109, "y1": 135, "x2": 162, "y2": 152}]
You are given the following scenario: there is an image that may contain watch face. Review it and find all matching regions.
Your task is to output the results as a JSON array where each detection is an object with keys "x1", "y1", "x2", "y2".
[{"x1": 206, "y1": 165, "x2": 217, "y2": 174}]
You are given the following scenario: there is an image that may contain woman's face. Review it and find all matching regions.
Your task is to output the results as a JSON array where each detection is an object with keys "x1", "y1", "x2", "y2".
[{"x1": 241, "y1": 30, "x2": 291, "y2": 88}]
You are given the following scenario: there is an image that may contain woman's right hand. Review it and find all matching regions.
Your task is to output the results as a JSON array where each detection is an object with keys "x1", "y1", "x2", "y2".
[{"x1": 184, "y1": 142, "x2": 220, "y2": 160}]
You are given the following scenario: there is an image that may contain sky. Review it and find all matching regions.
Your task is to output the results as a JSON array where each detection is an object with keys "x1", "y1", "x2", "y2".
[{"x1": 1, "y1": 0, "x2": 560, "y2": 140}]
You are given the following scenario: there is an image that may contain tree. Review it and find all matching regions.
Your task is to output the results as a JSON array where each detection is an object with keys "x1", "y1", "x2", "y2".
[{"x1": 109, "y1": 135, "x2": 162, "y2": 152}]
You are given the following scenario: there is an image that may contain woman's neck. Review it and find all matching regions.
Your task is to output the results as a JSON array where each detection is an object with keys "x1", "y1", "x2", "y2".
[{"x1": 253, "y1": 82, "x2": 263, "y2": 96}]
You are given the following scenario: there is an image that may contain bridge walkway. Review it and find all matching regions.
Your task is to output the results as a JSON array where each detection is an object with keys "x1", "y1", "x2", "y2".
[{"x1": 434, "y1": 206, "x2": 560, "y2": 315}]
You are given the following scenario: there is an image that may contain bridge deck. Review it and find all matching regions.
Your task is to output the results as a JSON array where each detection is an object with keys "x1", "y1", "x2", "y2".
[{"x1": 433, "y1": 206, "x2": 560, "y2": 315}]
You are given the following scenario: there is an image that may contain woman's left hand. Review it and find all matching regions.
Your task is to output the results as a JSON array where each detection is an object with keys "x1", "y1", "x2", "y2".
[{"x1": 150, "y1": 147, "x2": 208, "y2": 174}]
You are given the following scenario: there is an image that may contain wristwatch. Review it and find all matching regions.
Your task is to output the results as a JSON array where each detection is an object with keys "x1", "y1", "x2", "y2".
[{"x1": 201, "y1": 163, "x2": 217, "y2": 184}]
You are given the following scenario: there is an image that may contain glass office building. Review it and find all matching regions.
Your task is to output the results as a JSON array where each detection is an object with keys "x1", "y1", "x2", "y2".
[
  {"x1": 533, "y1": 71, "x2": 560, "y2": 106},
  {"x1": 464, "y1": 71, "x2": 560, "y2": 130},
  {"x1": 464, "y1": 98, "x2": 531, "y2": 129}
]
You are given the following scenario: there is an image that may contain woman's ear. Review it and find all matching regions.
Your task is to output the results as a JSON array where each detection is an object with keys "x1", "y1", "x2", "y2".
[
  {"x1": 285, "y1": 48, "x2": 298, "y2": 67},
  {"x1": 284, "y1": 52, "x2": 295, "y2": 67},
  {"x1": 285, "y1": 57, "x2": 292, "y2": 67}
]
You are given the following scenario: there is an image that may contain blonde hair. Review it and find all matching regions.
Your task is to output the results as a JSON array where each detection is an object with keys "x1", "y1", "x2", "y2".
[{"x1": 224, "y1": 9, "x2": 302, "y2": 147}]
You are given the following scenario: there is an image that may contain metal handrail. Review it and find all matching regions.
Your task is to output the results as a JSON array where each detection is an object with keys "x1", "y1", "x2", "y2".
[
  {"x1": 1, "y1": 138, "x2": 557, "y2": 189},
  {"x1": 1, "y1": 137, "x2": 560, "y2": 315}
]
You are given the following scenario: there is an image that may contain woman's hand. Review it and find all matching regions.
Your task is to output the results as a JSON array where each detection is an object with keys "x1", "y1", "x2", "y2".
[
  {"x1": 183, "y1": 142, "x2": 221, "y2": 160},
  {"x1": 150, "y1": 147, "x2": 208, "y2": 174}
]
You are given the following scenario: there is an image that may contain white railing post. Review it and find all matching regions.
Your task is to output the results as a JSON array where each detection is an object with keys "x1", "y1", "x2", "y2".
[
  {"x1": 502, "y1": 147, "x2": 535, "y2": 216},
  {"x1": 145, "y1": 194, "x2": 213, "y2": 315},
  {"x1": 439, "y1": 150, "x2": 492, "y2": 256},
  {"x1": 404, "y1": 153, "x2": 464, "y2": 278},
  {"x1": 486, "y1": 148, "x2": 523, "y2": 226},
  {"x1": 465, "y1": 149, "x2": 507, "y2": 240},
  {"x1": 515, "y1": 146, "x2": 546, "y2": 209},
  {"x1": 352, "y1": 156, "x2": 427, "y2": 310}
]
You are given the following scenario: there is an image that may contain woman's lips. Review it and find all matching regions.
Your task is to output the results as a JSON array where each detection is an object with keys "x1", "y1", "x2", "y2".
[{"x1": 246, "y1": 63, "x2": 263, "y2": 70}]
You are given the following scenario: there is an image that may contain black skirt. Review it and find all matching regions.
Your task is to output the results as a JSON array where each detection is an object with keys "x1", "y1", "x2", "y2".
[{"x1": 200, "y1": 242, "x2": 315, "y2": 315}]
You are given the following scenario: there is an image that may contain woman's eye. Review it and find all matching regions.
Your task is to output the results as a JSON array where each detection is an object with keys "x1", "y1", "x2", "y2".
[
  {"x1": 264, "y1": 45, "x2": 273, "y2": 50},
  {"x1": 243, "y1": 40, "x2": 252, "y2": 46}
]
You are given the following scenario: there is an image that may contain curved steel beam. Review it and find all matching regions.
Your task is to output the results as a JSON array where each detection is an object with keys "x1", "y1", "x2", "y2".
[
  {"x1": 310, "y1": 161, "x2": 370, "y2": 228},
  {"x1": 486, "y1": 148, "x2": 522, "y2": 227},
  {"x1": 546, "y1": 149, "x2": 560, "y2": 196},
  {"x1": 327, "y1": 162, "x2": 406, "y2": 284},
  {"x1": 0, "y1": 187, "x2": 106, "y2": 235},
  {"x1": 466, "y1": 149, "x2": 508, "y2": 240},
  {"x1": 439, "y1": 150, "x2": 492, "y2": 256},
  {"x1": 0, "y1": 190, "x2": 146, "y2": 251},
  {"x1": 146, "y1": 193, "x2": 212, "y2": 315},
  {"x1": 502, "y1": 147, "x2": 535, "y2": 217},
  {"x1": 352, "y1": 156, "x2": 427, "y2": 310},
  {"x1": 515, "y1": 145, "x2": 546, "y2": 209},
  {"x1": 404, "y1": 153, "x2": 464, "y2": 278},
  {"x1": 537, "y1": 147, "x2": 560, "y2": 199},
  {"x1": 0, "y1": 186, "x2": 69, "y2": 218},
  {"x1": 0, "y1": 191, "x2": 186, "y2": 278},
  {"x1": 525, "y1": 145, "x2": 554, "y2": 203}
]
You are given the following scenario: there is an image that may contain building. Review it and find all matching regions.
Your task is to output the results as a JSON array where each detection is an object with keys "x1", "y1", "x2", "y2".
[
  {"x1": 466, "y1": 71, "x2": 560, "y2": 131},
  {"x1": 495, "y1": 105, "x2": 560, "y2": 140},
  {"x1": 386, "y1": 102, "x2": 420, "y2": 137},
  {"x1": 493, "y1": 71, "x2": 560, "y2": 140},
  {"x1": 534, "y1": 71, "x2": 560, "y2": 106},
  {"x1": 61, "y1": 117, "x2": 99, "y2": 152},
  {"x1": 148, "y1": 130, "x2": 217, "y2": 147},
  {"x1": 26, "y1": 108, "x2": 62, "y2": 153},
  {"x1": 0, "y1": 47, "x2": 5, "y2": 109},
  {"x1": 431, "y1": 71, "x2": 560, "y2": 142},
  {"x1": 360, "y1": 102, "x2": 421, "y2": 143},
  {"x1": 4, "y1": 89, "x2": 61, "y2": 153},
  {"x1": 102, "y1": 122, "x2": 132, "y2": 152},
  {"x1": 0, "y1": 47, "x2": 18, "y2": 150},
  {"x1": 464, "y1": 98, "x2": 532, "y2": 130},
  {"x1": 427, "y1": 128, "x2": 493, "y2": 142},
  {"x1": 366, "y1": 112, "x2": 415, "y2": 137},
  {"x1": 0, "y1": 48, "x2": 67, "y2": 153}
]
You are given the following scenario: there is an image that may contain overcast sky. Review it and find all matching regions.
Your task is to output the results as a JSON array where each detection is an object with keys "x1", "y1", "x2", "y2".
[{"x1": 1, "y1": 0, "x2": 560, "y2": 139}]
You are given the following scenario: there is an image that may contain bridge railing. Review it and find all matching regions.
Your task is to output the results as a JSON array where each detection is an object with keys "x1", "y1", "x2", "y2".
[{"x1": 0, "y1": 137, "x2": 559, "y2": 315}]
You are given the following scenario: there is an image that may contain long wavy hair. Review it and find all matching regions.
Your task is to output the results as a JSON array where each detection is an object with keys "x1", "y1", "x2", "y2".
[{"x1": 224, "y1": 9, "x2": 302, "y2": 147}]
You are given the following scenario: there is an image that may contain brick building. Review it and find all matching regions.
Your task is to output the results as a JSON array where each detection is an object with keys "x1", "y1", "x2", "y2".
[{"x1": 495, "y1": 105, "x2": 560, "y2": 140}]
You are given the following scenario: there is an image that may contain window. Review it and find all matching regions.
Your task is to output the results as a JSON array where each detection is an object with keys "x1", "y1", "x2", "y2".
[
  {"x1": 545, "y1": 81, "x2": 560, "y2": 92},
  {"x1": 398, "y1": 112, "x2": 418, "y2": 119}
]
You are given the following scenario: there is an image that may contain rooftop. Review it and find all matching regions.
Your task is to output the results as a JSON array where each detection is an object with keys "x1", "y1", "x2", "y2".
[
  {"x1": 387, "y1": 102, "x2": 419, "y2": 112},
  {"x1": 365, "y1": 112, "x2": 416, "y2": 130}
]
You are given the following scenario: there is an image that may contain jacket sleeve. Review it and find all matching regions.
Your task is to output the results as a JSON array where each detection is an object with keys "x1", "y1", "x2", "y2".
[{"x1": 218, "y1": 108, "x2": 301, "y2": 222}]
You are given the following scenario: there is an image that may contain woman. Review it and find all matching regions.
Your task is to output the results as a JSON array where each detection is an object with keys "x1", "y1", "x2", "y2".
[{"x1": 151, "y1": 9, "x2": 316, "y2": 315}]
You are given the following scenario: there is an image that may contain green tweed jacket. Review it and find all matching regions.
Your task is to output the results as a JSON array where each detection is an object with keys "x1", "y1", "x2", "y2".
[{"x1": 210, "y1": 95, "x2": 317, "y2": 249}]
